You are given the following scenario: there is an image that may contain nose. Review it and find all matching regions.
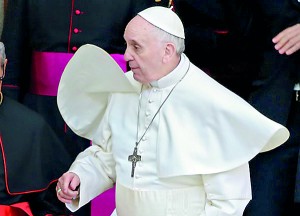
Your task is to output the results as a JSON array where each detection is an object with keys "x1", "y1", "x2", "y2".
[{"x1": 124, "y1": 47, "x2": 133, "y2": 62}]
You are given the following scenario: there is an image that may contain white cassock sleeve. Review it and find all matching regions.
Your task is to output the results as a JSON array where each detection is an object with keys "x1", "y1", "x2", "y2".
[
  {"x1": 202, "y1": 163, "x2": 251, "y2": 215},
  {"x1": 66, "y1": 103, "x2": 116, "y2": 212}
]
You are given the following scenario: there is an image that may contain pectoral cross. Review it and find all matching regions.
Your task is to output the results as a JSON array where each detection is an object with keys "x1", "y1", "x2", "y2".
[{"x1": 128, "y1": 145, "x2": 141, "y2": 177}]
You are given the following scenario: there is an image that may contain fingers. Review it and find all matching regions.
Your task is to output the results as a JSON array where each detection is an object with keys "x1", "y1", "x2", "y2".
[
  {"x1": 69, "y1": 176, "x2": 80, "y2": 191},
  {"x1": 57, "y1": 187, "x2": 78, "y2": 203},
  {"x1": 56, "y1": 187, "x2": 62, "y2": 194},
  {"x1": 56, "y1": 172, "x2": 80, "y2": 203},
  {"x1": 272, "y1": 24, "x2": 300, "y2": 55}
]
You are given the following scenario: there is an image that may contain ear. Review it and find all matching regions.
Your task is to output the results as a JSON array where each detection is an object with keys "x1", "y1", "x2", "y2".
[{"x1": 162, "y1": 43, "x2": 176, "y2": 63}]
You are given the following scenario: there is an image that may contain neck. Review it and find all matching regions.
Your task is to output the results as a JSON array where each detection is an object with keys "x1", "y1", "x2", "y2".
[
  {"x1": 164, "y1": 56, "x2": 180, "y2": 75},
  {"x1": 149, "y1": 57, "x2": 180, "y2": 84}
]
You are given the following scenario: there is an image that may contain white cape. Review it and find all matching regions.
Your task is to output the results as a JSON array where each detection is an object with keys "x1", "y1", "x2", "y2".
[{"x1": 58, "y1": 44, "x2": 289, "y2": 175}]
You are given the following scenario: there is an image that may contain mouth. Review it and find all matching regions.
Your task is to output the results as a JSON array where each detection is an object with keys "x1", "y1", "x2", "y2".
[
  {"x1": 129, "y1": 66, "x2": 139, "y2": 71},
  {"x1": 128, "y1": 62, "x2": 137, "y2": 69}
]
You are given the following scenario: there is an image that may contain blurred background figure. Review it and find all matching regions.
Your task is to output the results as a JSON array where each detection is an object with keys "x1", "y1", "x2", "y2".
[
  {"x1": 0, "y1": 41, "x2": 72, "y2": 216},
  {"x1": 240, "y1": 1, "x2": 300, "y2": 215},
  {"x1": 177, "y1": 0, "x2": 300, "y2": 215},
  {"x1": 175, "y1": 0, "x2": 258, "y2": 100}
]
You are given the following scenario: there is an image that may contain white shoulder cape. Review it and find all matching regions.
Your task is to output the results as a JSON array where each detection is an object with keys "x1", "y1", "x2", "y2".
[{"x1": 57, "y1": 44, "x2": 289, "y2": 175}]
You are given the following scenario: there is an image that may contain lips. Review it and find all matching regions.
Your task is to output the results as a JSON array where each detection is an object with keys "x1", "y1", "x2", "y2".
[{"x1": 129, "y1": 65, "x2": 138, "y2": 70}]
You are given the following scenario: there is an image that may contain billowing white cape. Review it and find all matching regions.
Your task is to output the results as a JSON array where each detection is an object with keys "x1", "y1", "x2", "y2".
[{"x1": 57, "y1": 44, "x2": 289, "y2": 175}]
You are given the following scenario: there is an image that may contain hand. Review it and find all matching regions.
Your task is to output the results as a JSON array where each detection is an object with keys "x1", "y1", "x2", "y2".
[
  {"x1": 56, "y1": 172, "x2": 80, "y2": 204},
  {"x1": 272, "y1": 24, "x2": 300, "y2": 55}
]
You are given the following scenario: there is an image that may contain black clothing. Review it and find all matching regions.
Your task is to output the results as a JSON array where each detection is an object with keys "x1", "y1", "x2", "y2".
[
  {"x1": 0, "y1": 96, "x2": 72, "y2": 215},
  {"x1": 242, "y1": 1, "x2": 300, "y2": 215},
  {"x1": 175, "y1": 0, "x2": 258, "y2": 99},
  {"x1": 176, "y1": 1, "x2": 300, "y2": 215}
]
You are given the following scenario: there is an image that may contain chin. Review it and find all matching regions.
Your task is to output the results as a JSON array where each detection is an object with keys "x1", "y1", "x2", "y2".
[{"x1": 133, "y1": 73, "x2": 140, "y2": 81}]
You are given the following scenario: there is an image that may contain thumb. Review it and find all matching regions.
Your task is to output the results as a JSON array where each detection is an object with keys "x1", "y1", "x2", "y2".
[{"x1": 70, "y1": 175, "x2": 80, "y2": 191}]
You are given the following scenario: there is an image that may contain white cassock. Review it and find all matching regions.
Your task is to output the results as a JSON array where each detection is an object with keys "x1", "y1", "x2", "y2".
[{"x1": 57, "y1": 45, "x2": 289, "y2": 216}]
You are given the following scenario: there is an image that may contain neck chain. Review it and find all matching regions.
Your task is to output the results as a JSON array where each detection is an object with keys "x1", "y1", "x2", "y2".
[
  {"x1": 128, "y1": 63, "x2": 190, "y2": 177},
  {"x1": 0, "y1": 92, "x2": 3, "y2": 106}
]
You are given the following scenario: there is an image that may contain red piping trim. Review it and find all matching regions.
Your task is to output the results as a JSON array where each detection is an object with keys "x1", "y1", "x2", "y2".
[
  {"x1": 67, "y1": 0, "x2": 75, "y2": 53},
  {"x1": 2, "y1": 84, "x2": 19, "y2": 89},
  {"x1": 0, "y1": 135, "x2": 59, "y2": 195},
  {"x1": 214, "y1": 30, "x2": 229, "y2": 35}
]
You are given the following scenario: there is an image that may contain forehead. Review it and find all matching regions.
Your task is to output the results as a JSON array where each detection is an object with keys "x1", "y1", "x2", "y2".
[{"x1": 124, "y1": 16, "x2": 156, "y2": 41}]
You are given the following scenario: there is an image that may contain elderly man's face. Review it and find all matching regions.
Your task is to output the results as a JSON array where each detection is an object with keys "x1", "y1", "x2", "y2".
[{"x1": 124, "y1": 16, "x2": 166, "y2": 84}]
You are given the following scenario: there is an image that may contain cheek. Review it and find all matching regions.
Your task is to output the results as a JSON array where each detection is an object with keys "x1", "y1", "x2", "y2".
[{"x1": 147, "y1": 56, "x2": 161, "y2": 70}]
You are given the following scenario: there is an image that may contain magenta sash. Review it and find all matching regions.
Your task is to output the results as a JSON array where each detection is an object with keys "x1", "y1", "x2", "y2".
[{"x1": 30, "y1": 51, "x2": 127, "y2": 96}]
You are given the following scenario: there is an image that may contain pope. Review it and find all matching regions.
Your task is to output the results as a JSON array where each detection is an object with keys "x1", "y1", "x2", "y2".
[{"x1": 56, "y1": 6, "x2": 290, "y2": 216}]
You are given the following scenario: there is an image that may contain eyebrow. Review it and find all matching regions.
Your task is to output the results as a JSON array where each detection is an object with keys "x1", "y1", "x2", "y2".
[{"x1": 128, "y1": 39, "x2": 143, "y2": 48}]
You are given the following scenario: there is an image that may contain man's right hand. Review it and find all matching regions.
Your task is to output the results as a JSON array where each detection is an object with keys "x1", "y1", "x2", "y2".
[{"x1": 56, "y1": 172, "x2": 80, "y2": 203}]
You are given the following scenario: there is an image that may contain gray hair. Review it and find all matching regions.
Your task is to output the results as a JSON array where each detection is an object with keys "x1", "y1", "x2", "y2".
[
  {"x1": 0, "y1": 42, "x2": 6, "y2": 67},
  {"x1": 153, "y1": 26, "x2": 185, "y2": 55}
]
